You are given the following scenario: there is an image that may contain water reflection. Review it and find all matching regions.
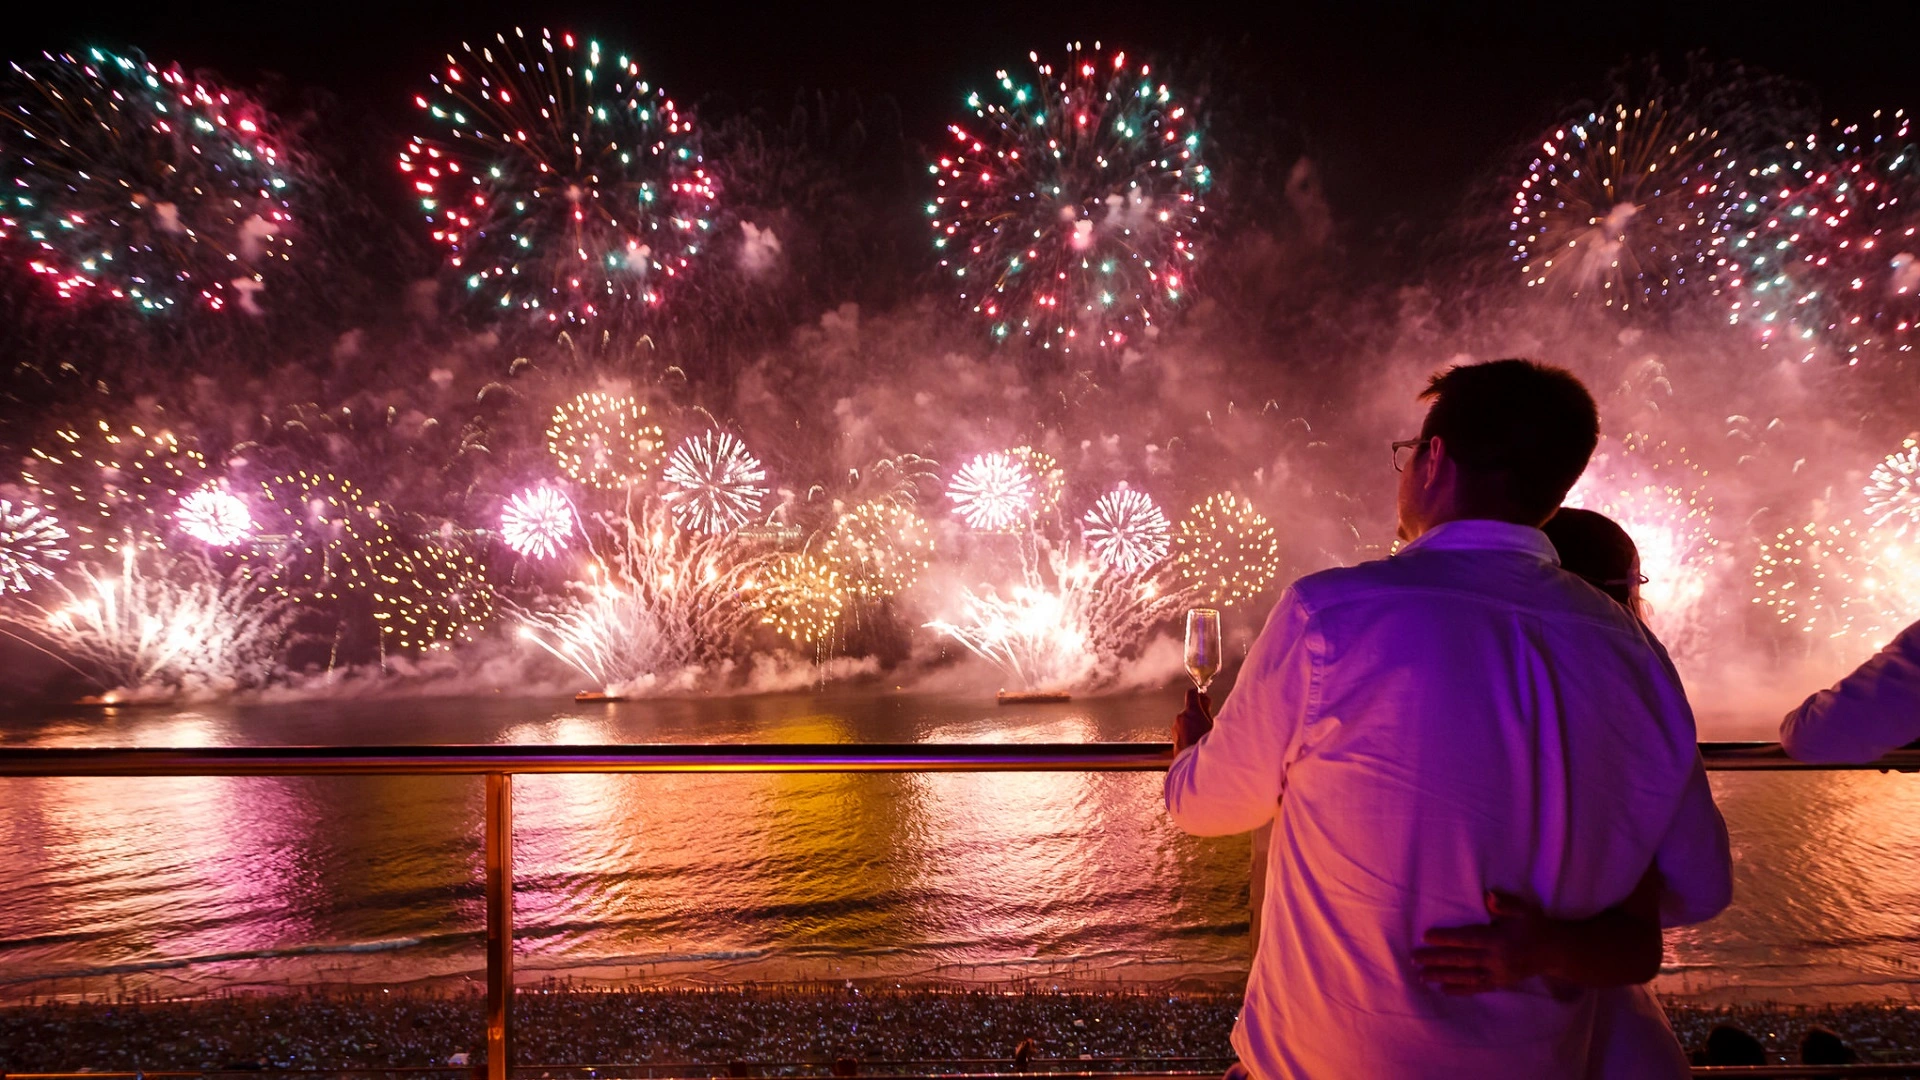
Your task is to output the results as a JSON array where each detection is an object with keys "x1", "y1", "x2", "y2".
[{"x1": 0, "y1": 693, "x2": 1915, "y2": 1002}]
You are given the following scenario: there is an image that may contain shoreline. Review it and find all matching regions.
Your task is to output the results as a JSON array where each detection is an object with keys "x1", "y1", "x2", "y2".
[{"x1": 3, "y1": 983, "x2": 1919, "y2": 1071}]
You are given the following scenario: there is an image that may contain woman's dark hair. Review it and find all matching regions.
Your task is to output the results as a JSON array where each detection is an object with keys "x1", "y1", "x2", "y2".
[
  {"x1": 1418, "y1": 359, "x2": 1600, "y2": 524},
  {"x1": 1543, "y1": 507, "x2": 1641, "y2": 611}
]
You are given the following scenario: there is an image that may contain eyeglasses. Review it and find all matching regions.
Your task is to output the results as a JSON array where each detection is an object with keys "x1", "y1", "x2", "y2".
[
  {"x1": 1391, "y1": 438, "x2": 1424, "y2": 472},
  {"x1": 1602, "y1": 573, "x2": 1651, "y2": 588}
]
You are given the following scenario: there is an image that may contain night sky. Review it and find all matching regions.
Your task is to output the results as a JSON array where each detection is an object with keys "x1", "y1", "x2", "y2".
[{"x1": 4, "y1": 1, "x2": 1916, "y2": 232}]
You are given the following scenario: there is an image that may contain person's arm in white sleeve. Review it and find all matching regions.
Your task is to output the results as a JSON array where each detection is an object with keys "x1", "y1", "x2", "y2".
[
  {"x1": 1163, "y1": 587, "x2": 1316, "y2": 837},
  {"x1": 1653, "y1": 755, "x2": 1733, "y2": 927},
  {"x1": 1780, "y1": 619, "x2": 1920, "y2": 764}
]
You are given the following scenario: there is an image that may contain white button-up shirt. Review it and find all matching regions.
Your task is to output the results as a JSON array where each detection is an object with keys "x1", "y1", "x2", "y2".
[
  {"x1": 1165, "y1": 519, "x2": 1732, "y2": 1079},
  {"x1": 1781, "y1": 618, "x2": 1920, "y2": 763}
]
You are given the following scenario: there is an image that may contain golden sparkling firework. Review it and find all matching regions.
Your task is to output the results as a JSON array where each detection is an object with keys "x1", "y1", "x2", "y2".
[
  {"x1": 1752, "y1": 519, "x2": 1920, "y2": 648},
  {"x1": 373, "y1": 544, "x2": 497, "y2": 653},
  {"x1": 23, "y1": 420, "x2": 215, "y2": 553},
  {"x1": 821, "y1": 501, "x2": 933, "y2": 599},
  {"x1": 546, "y1": 392, "x2": 665, "y2": 490},
  {"x1": 1008, "y1": 446, "x2": 1065, "y2": 515},
  {"x1": 1171, "y1": 492, "x2": 1279, "y2": 607},
  {"x1": 256, "y1": 470, "x2": 407, "y2": 599},
  {"x1": 746, "y1": 552, "x2": 845, "y2": 647}
]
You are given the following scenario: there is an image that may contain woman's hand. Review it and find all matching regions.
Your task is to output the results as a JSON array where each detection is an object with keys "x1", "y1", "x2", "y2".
[{"x1": 1413, "y1": 890, "x2": 1555, "y2": 994}]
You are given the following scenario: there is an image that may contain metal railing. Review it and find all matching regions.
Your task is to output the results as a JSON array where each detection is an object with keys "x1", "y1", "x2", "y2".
[{"x1": 2, "y1": 740, "x2": 1917, "y2": 1079}]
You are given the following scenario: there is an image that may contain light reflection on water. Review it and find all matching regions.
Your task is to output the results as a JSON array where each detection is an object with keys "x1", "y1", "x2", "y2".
[{"x1": 0, "y1": 693, "x2": 1916, "y2": 1004}]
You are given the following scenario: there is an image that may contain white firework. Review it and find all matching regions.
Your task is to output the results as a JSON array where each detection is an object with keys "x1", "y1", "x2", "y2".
[
  {"x1": 7, "y1": 547, "x2": 291, "y2": 695},
  {"x1": 1082, "y1": 485, "x2": 1170, "y2": 573},
  {"x1": 501, "y1": 486, "x2": 575, "y2": 559},
  {"x1": 925, "y1": 540, "x2": 1192, "y2": 692},
  {"x1": 948, "y1": 451, "x2": 1036, "y2": 532},
  {"x1": 0, "y1": 500, "x2": 69, "y2": 594},
  {"x1": 1866, "y1": 442, "x2": 1920, "y2": 538},
  {"x1": 661, "y1": 431, "x2": 768, "y2": 534},
  {"x1": 175, "y1": 485, "x2": 254, "y2": 547},
  {"x1": 515, "y1": 500, "x2": 769, "y2": 692}
]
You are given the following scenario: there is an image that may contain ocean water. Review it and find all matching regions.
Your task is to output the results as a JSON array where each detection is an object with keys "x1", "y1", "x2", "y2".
[{"x1": 0, "y1": 691, "x2": 1916, "y2": 1004}]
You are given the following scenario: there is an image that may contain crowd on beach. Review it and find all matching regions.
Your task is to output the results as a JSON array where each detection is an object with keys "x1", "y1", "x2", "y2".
[{"x1": 0, "y1": 986, "x2": 1913, "y2": 1072}]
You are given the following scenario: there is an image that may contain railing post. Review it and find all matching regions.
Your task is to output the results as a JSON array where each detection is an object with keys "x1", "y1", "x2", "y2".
[{"x1": 485, "y1": 771, "x2": 513, "y2": 1080}]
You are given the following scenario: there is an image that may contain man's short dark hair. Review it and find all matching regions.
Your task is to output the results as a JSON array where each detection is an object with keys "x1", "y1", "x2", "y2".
[{"x1": 1418, "y1": 358, "x2": 1599, "y2": 524}]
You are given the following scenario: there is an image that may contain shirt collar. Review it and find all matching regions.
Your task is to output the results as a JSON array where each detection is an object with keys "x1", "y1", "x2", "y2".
[{"x1": 1399, "y1": 519, "x2": 1560, "y2": 566}]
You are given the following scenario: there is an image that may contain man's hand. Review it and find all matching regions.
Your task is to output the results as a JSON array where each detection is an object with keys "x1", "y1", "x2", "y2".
[
  {"x1": 1412, "y1": 891, "x2": 1555, "y2": 995},
  {"x1": 1173, "y1": 688, "x2": 1213, "y2": 752}
]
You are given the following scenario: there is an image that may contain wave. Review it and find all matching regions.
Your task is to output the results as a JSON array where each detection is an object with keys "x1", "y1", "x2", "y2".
[{"x1": 0, "y1": 934, "x2": 458, "y2": 985}]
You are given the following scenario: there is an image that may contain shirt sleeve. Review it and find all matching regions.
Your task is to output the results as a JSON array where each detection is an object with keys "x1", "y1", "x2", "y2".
[
  {"x1": 1653, "y1": 754, "x2": 1734, "y2": 927},
  {"x1": 1780, "y1": 619, "x2": 1920, "y2": 764},
  {"x1": 1163, "y1": 587, "x2": 1317, "y2": 837}
]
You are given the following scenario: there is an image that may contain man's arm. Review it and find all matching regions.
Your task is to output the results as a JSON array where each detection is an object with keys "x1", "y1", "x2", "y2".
[
  {"x1": 1654, "y1": 754, "x2": 1733, "y2": 927},
  {"x1": 1163, "y1": 588, "x2": 1315, "y2": 837},
  {"x1": 1781, "y1": 619, "x2": 1920, "y2": 764}
]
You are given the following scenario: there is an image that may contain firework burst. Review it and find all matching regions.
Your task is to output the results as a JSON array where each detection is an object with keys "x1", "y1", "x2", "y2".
[
  {"x1": 925, "y1": 540, "x2": 1189, "y2": 691},
  {"x1": 23, "y1": 420, "x2": 217, "y2": 553},
  {"x1": 516, "y1": 500, "x2": 765, "y2": 689},
  {"x1": 1725, "y1": 110, "x2": 1917, "y2": 364},
  {"x1": 1753, "y1": 518, "x2": 1920, "y2": 654},
  {"x1": 400, "y1": 28, "x2": 716, "y2": 323},
  {"x1": 175, "y1": 484, "x2": 253, "y2": 547},
  {"x1": 821, "y1": 501, "x2": 933, "y2": 599},
  {"x1": 255, "y1": 470, "x2": 408, "y2": 598},
  {"x1": 930, "y1": 41, "x2": 1208, "y2": 350},
  {"x1": 372, "y1": 544, "x2": 497, "y2": 653},
  {"x1": 1511, "y1": 102, "x2": 1732, "y2": 309},
  {"x1": 0, "y1": 500, "x2": 69, "y2": 594},
  {"x1": 5, "y1": 547, "x2": 290, "y2": 696},
  {"x1": 1082, "y1": 483, "x2": 1169, "y2": 573},
  {"x1": 501, "y1": 485, "x2": 575, "y2": 558},
  {"x1": 0, "y1": 48, "x2": 295, "y2": 313},
  {"x1": 547, "y1": 391, "x2": 665, "y2": 490},
  {"x1": 745, "y1": 551, "x2": 845, "y2": 647},
  {"x1": 662, "y1": 430, "x2": 767, "y2": 534},
  {"x1": 1171, "y1": 493, "x2": 1279, "y2": 607},
  {"x1": 948, "y1": 451, "x2": 1036, "y2": 532},
  {"x1": 1008, "y1": 446, "x2": 1065, "y2": 514},
  {"x1": 1866, "y1": 439, "x2": 1920, "y2": 536},
  {"x1": 1565, "y1": 434, "x2": 1721, "y2": 657}
]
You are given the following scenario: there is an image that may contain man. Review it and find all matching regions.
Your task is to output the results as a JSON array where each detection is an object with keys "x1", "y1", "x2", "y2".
[
  {"x1": 1165, "y1": 359, "x2": 1731, "y2": 1078},
  {"x1": 1780, "y1": 618, "x2": 1920, "y2": 763}
]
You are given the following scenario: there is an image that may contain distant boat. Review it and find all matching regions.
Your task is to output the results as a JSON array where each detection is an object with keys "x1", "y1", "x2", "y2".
[{"x1": 996, "y1": 690, "x2": 1072, "y2": 704}]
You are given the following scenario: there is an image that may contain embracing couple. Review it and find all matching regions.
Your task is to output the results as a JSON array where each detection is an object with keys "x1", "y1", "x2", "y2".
[{"x1": 1166, "y1": 359, "x2": 1732, "y2": 1078}]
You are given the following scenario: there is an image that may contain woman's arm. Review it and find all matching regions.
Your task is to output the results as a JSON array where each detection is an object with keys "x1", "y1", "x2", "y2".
[{"x1": 1411, "y1": 866, "x2": 1663, "y2": 993}]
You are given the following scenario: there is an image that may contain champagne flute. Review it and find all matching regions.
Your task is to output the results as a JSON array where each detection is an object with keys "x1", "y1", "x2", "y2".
[{"x1": 1185, "y1": 608, "x2": 1222, "y2": 696}]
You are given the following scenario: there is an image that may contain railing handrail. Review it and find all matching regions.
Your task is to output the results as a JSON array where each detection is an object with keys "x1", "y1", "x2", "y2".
[{"x1": 0, "y1": 740, "x2": 1916, "y2": 776}]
